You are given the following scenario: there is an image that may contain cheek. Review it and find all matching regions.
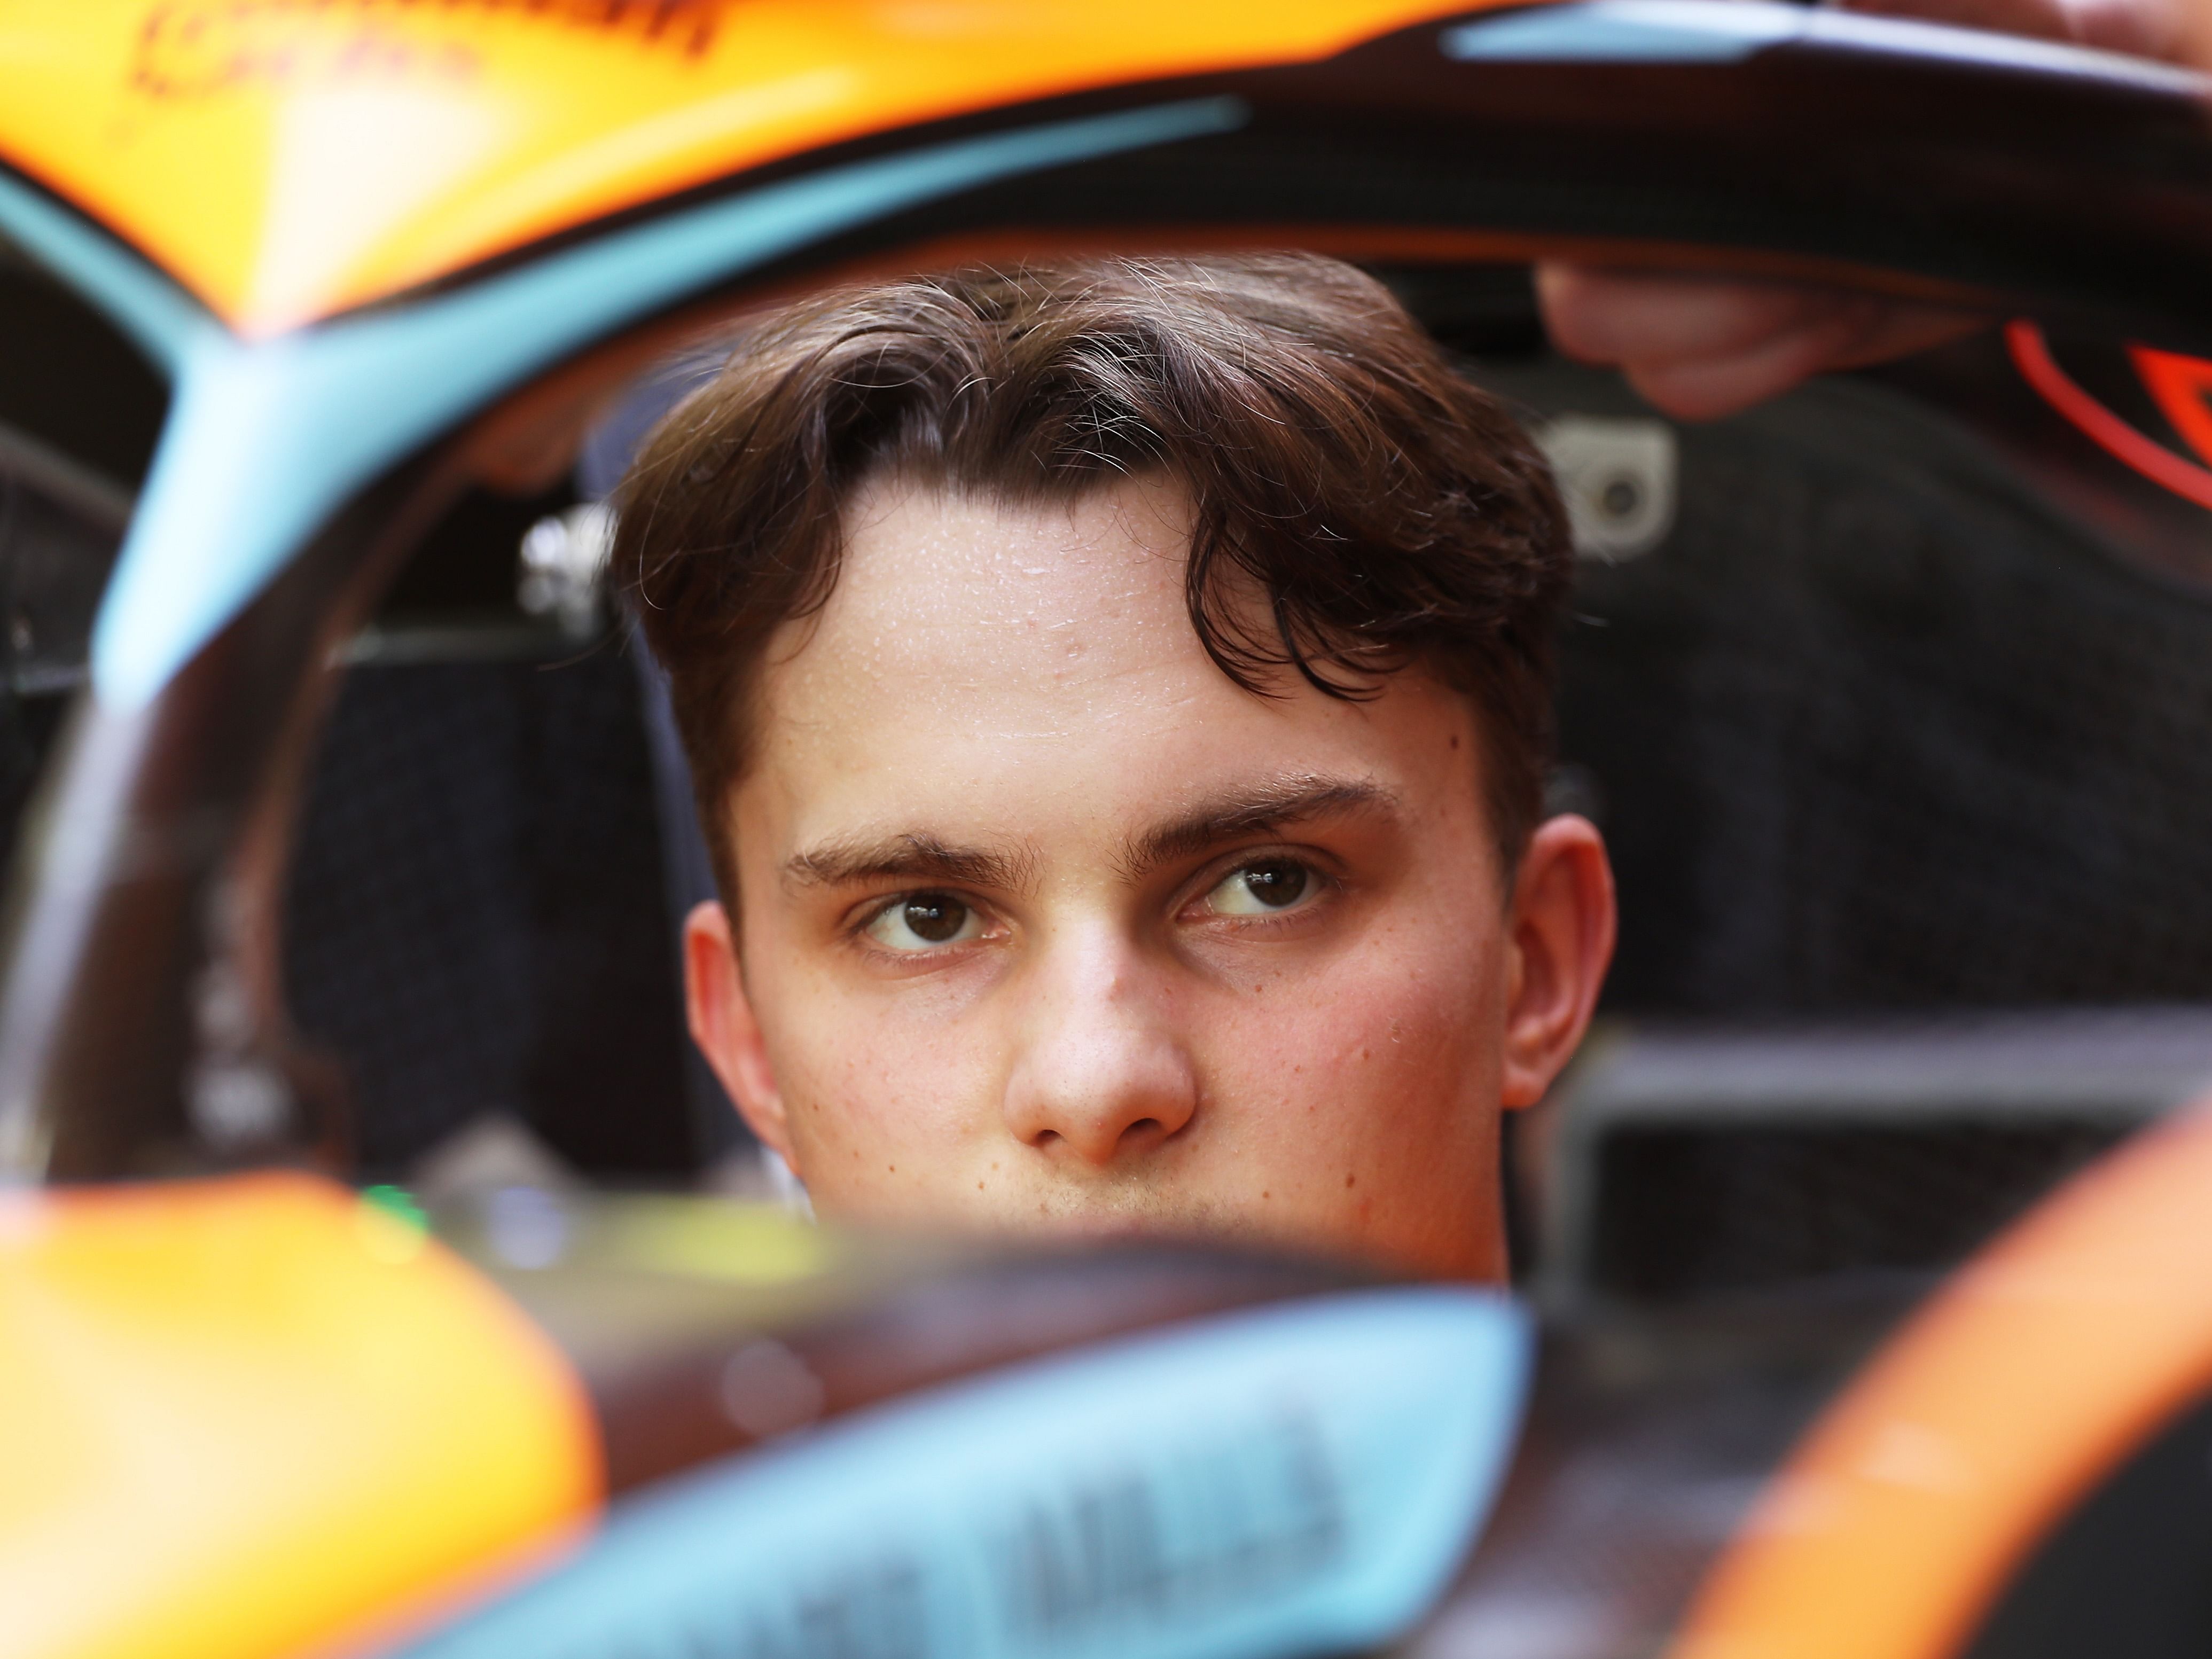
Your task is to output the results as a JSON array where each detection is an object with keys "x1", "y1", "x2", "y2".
[
  {"x1": 751, "y1": 958, "x2": 1006, "y2": 1177},
  {"x1": 1201, "y1": 913, "x2": 1508, "y2": 1153}
]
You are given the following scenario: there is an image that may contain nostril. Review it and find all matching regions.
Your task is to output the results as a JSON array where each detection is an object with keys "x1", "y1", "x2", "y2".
[
  {"x1": 1120, "y1": 1116, "x2": 1164, "y2": 1147},
  {"x1": 1033, "y1": 1129, "x2": 1062, "y2": 1148}
]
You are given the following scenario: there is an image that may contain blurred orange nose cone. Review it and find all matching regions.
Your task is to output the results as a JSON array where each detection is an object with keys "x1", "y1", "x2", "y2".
[{"x1": 0, "y1": 1171, "x2": 600, "y2": 1659}]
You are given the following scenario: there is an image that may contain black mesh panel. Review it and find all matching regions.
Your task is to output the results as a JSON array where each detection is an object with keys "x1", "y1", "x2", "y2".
[
  {"x1": 1557, "y1": 377, "x2": 2212, "y2": 1013},
  {"x1": 283, "y1": 647, "x2": 692, "y2": 1178}
]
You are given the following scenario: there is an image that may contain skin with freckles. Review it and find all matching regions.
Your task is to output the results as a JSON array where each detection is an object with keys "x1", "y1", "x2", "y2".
[{"x1": 684, "y1": 472, "x2": 1614, "y2": 1282}]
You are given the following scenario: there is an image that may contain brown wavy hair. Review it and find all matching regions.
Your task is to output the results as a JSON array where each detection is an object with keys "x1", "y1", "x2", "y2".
[{"x1": 612, "y1": 253, "x2": 1570, "y2": 904}]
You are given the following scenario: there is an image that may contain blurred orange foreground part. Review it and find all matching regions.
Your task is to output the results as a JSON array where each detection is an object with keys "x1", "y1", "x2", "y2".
[
  {"x1": 0, "y1": 1172, "x2": 600, "y2": 1659},
  {"x1": 1674, "y1": 1092, "x2": 2212, "y2": 1659}
]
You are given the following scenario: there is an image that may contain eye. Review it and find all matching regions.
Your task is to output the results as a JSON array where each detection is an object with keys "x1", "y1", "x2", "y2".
[
  {"x1": 1201, "y1": 858, "x2": 1317, "y2": 918},
  {"x1": 864, "y1": 891, "x2": 983, "y2": 952}
]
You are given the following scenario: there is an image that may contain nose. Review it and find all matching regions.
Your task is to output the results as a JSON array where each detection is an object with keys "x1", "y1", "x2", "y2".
[{"x1": 1001, "y1": 930, "x2": 1197, "y2": 1168}]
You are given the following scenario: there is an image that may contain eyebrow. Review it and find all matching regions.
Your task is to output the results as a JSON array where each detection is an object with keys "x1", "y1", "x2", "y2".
[
  {"x1": 782, "y1": 831, "x2": 1036, "y2": 894},
  {"x1": 1120, "y1": 777, "x2": 1400, "y2": 878}
]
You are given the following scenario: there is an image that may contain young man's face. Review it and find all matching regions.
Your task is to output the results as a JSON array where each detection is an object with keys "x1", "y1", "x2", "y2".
[{"x1": 686, "y1": 473, "x2": 1613, "y2": 1280}]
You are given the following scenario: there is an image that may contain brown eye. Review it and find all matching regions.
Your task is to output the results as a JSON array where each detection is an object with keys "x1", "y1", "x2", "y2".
[
  {"x1": 865, "y1": 891, "x2": 981, "y2": 951},
  {"x1": 902, "y1": 894, "x2": 968, "y2": 942},
  {"x1": 1203, "y1": 859, "x2": 1315, "y2": 917},
  {"x1": 1241, "y1": 862, "x2": 1308, "y2": 907}
]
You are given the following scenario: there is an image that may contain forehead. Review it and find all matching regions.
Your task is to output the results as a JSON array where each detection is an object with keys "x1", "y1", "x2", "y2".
[
  {"x1": 768, "y1": 472, "x2": 1201, "y2": 733},
  {"x1": 740, "y1": 473, "x2": 1479, "y2": 854}
]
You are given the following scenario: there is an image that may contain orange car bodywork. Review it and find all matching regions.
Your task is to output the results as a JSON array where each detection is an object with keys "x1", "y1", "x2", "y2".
[
  {"x1": 1675, "y1": 1096, "x2": 2212, "y2": 1659},
  {"x1": 0, "y1": 1174, "x2": 599, "y2": 1659},
  {"x1": 0, "y1": 0, "x2": 1503, "y2": 334}
]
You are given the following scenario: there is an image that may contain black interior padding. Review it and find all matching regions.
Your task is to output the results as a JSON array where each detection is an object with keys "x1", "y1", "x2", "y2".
[
  {"x1": 1491, "y1": 363, "x2": 2212, "y2": 1013},
  {"x1": 282, "y1": 645, "x2": 692, "y2": 1178},
  {"x1": 1588, "y1": 1121, "x2": 2125, "y2": 1301}
]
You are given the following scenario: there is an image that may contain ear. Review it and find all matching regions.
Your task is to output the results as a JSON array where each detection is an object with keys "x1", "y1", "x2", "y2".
[
  {"x1": 683, "y1": 899, "x2": 795, "y2": 1161},
  {"x1": 1499, "y1": 814, "x2": 1617, "y2": 1110}
]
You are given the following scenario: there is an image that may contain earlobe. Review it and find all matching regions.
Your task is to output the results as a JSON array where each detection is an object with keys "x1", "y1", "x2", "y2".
[
  {"x1": 1498, "y1": 815, "x2": 1617, "y2": 1110},
  {"x1": 682, "y1": 899, "x2": 795, "y2": 1161}
]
